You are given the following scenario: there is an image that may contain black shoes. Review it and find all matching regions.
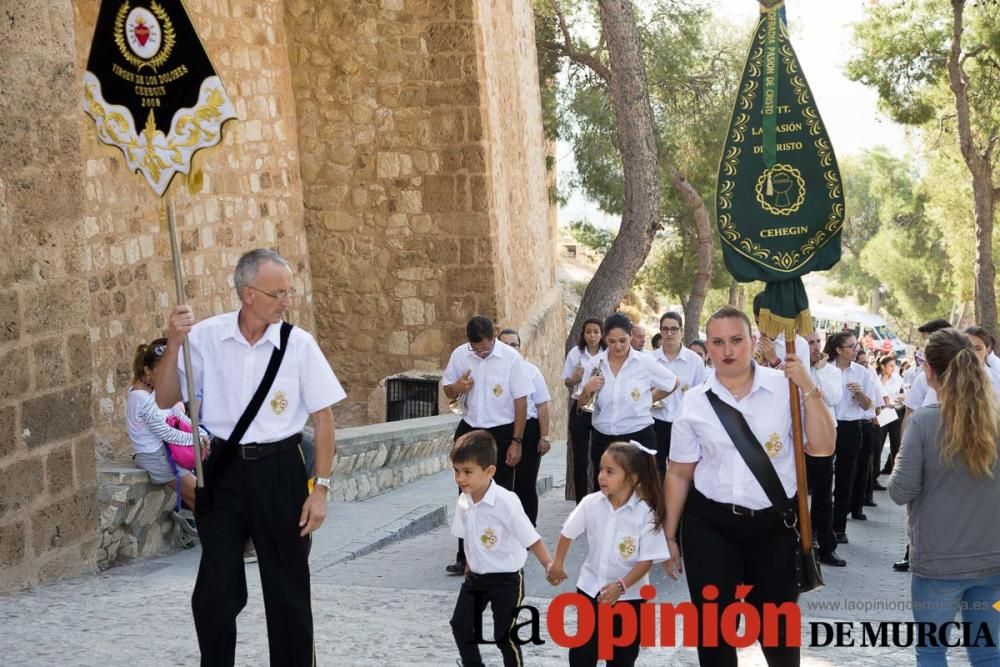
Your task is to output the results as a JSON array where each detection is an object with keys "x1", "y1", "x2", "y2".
[
  {"x1": 445, "y1": 560, "x2": 466, "y2": 575},
  {"x1": 863, "y1": 500, "x2": 878, "y2": 507},
  {"x1": 835, "y1": 532, "x2": 849, "y2": 544},
  {"x1": 851, "y1": 511, "x2": 868, "y2": 520},
  {"x1": 873, "y1": 482, "x2": 888, "y2": 491},
  {"x1": 819, "y1": 551, "x2": 847, "y2": 567},
  {"x1": 893, "y1": 559, "x2": 910, "y2": 572}
]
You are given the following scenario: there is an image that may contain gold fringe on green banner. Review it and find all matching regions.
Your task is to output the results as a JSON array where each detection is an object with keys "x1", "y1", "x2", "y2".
[{"x1": 758, "y1": 308, "x2": 813, "y2": 342}]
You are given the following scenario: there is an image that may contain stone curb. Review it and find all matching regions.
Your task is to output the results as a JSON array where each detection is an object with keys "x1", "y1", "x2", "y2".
[{"x1": 314, "y1": 503, "x2": 449, "y2": 569}]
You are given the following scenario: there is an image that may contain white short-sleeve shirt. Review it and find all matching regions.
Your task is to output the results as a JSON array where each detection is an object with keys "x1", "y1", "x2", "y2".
[
  {"x1": 810, "y1": 362, "x2": 842, "y2": 424},
  {"x1": 670, "y1": 366, "x2": 800, "y2": 509},
  {"x1": 442, "y1": 340, "x2": 532, "y2": 429},
  {"x1": 178, "y1": 311, "x2": 345, "y2": 444},
  {"x1": 651, "y1": 346, "x2": 708, "y2": 423},
  {"x1": 451, "y1": 481, "x2": 541, "y2": 574},
  {"x1": 773, "y1": 334, "x2": 810, "y2": 365},
  {"x1": 905, "y1": 370, "x2": 933, "y2": 411},
  {"x1": 584, "y1": 350, "x2": 678, "y2": 436},
  {"x1": 563, "y1": 346, "x2": 601, "y2": 383},
  {"x1": 560, "y1": 491, "x2": 670, "y2": 600},
  {"x1": 832, "y1": 361, "x2": 882, "y2": 421},
  {"x1": 525, "y1": 361, "x2": 551, "y2": 420}
]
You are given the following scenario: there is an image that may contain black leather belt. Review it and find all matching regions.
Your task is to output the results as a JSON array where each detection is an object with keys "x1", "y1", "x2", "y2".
[
  {"x1": 234, "y1": 433, "x2": 302, "y2": 461},
  {"x1": 691, "y1": 487, "x2": 791, "y2": 518}
]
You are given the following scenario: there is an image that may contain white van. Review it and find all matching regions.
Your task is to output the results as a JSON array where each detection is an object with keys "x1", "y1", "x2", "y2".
[{"x1": 810, "y1": 304, "x2": 907, "y2": 360}]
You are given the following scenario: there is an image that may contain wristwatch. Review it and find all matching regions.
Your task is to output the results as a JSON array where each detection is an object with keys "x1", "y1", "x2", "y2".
[
  {"x1": 511, "y1": 436, "x2": 523, "y2": 444},
  {"x1": 314, "y1": 476, "x2": 332, "y2": 491},
  {"x1": 541, "y1": 435, "x2": 551, "y2": 443}
]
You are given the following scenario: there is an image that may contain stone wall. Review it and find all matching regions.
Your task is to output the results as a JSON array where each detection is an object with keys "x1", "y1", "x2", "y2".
[
  {"x1": 284, "y1": 0, "x2": 565, "y2": 428},
  {"x1": 71, "y1": 0, "x2": 315, "y2": 460},
  {"x1": 0, "y1": 0, "x2": 100, "y2": 592}
]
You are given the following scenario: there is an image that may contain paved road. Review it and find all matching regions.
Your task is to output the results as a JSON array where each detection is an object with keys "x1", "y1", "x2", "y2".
[{"x1": 0, "y1": 442, "x2": 978, "y2": 665}]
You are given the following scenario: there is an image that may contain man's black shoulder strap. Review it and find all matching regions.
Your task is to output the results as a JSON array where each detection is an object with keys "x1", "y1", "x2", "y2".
[
  {"x1": 705, "y1": 389, "x2": 794, "y2": 519},
  {"x1": 227, "y1": 321, "x2": 293, "y2": 445}
]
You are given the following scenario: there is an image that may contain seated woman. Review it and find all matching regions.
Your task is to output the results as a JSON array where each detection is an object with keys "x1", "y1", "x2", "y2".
[{"x1": 125, "y1": 338, "x2": 206, "y2": 524}]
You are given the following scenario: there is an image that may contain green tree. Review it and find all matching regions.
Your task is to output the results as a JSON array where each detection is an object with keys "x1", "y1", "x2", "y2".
[
  {"x1": 848, "y1": 0, "x2": 1000, "y2": 334},
  {"x1": 567, "y1": 220, "x2": 617, "y2": 256}
]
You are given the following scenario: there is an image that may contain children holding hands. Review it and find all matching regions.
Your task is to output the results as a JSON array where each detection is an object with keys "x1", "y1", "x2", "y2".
[{"x1": 546, "y1": 440, "x2": 670, "y2": 667}]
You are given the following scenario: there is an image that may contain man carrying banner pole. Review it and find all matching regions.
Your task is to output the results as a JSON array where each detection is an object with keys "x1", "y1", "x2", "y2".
[{"x1": 81, "y1": 3, "x2": 342, "y2": 665}]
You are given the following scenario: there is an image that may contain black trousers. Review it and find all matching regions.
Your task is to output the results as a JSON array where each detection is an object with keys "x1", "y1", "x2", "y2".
[
  {"x1": 853, "y1": 420, "x2": 876, "y2": 510},
  {"x1": 682, "y1": 489, "x2": 800, "y2": 667},
  {"x1": 515, "y1": 418, "x2": 542, "y2": 525},
  {"x1": 192, "y1": 441, "x2": 313, "y2": 667},
  {"x1": 590, "y1": 425, "x2": 657, "y2": 493},
  {"x1": 455, "y1": 420, "x2": 515, "y2": 563},
  {"x1": 832, "y1": 420, "x2": 863, "y2": 533},
  {"x1": 450, "y1": 570, "x2": 525, "y2": 667},
  {"x1": 568, "y1": 403, "x2": 593, "y2": 503},
  {"x1": 568, "y1": 589, "x2": 643, "y2": 667},
  {"x1": 880, "y1": 408, "x2": 904, "y2": 474},
  {"x1": 652, "y1": 418, "x2": 673, "y2": 474},
  {"x1": 805, "y1": 453, "x2": 836, "y2": 555}
]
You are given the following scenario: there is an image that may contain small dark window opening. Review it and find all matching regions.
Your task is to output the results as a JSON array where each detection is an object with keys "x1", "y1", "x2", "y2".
[{"x1": 386, "y1": 378, "x2": 440, "y2": 422}]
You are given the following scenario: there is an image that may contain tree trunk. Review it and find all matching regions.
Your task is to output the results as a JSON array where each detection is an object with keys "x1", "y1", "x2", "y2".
[
  {"x1": 565, "y1": 0, "x2": 661, "y2": 351},
  {"x1": 668, "y1": 166, "x2": 713, "y2": 344},
  {"x1": 948, "y1": 0, "x2": 998, "y2": 336}
]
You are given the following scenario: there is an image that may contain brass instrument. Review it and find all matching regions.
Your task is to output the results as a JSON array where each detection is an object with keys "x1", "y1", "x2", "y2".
[
  {"x1": 449, "y1": 392, "x2": 468, "y2": 416},
  {"x1": 579, "y1": 367, "x2": 602, "y2": 414},
  {"x1": 570, "y1": 362, "x2": 585, "y2": 401}
]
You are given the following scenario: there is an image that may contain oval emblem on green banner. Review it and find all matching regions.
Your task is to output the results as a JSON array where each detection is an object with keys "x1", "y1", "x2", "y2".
[{"x1": 716, "y1": 7, "x2": 844, "y2": 283}]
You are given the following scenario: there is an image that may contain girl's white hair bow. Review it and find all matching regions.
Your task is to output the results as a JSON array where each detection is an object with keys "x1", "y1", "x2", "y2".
[{"x1": 629, "y1": 440, "x2": 657, "y2": 456}]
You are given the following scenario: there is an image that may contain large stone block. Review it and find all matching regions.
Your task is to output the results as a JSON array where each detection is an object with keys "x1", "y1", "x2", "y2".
[
  {"x1": 0, "y1": 405, "x2": 17, "y2": 458},
  {"x1": 45, "y1": 442, "x2": 74, "y2": 493},
  {"x1": 31, "y1": 488, "x2": 98, "y2": 555},
  {"x1": 0, "y1": 347, "x2": 31, "y2": 401},
  {"x1": 33, "y1": 337, "x2": 67, "y2": 391},
  {"x1": 22, "y1": 281, "x2": 89, "y2": 336},
  {"x1": 23, "y1": 384, "x2": 93, "y2": 449},
  {"x1": 0, "y1": 456, "x2": 44, "y2": 513},
  {"x1": 0, "y1": 521, "x2": 26, "y2": 568},
  {"x1": 0, "y1": 290, "x2": 18, "y2": 343}
]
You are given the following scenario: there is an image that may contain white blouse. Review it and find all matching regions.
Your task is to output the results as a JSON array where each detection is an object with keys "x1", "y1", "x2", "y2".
[{"x1": 583, "y1": 350, "x2": 678, "y2": 436}]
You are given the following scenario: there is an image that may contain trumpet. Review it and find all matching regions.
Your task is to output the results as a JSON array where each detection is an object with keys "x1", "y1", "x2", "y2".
[
  {"x1": 579, "y1": 367, "x2": 602, "y2": 414},
  {"x1": 570, "y1": 362, "x2": 585, "y2": 401},
  {"x1": 449, "y1": 392, "x2": 468, "y2": 416}
]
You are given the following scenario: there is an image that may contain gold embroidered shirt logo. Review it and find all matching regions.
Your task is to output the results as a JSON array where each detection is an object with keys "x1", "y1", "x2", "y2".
[
  {"x1": 270, "y1": 390, "x2": 288, "y2": 415},
  {"x1": 492, "y1": 384, "x2": 503, "y2": 398},
  {"x1": 618, "y1": 535, "x2": 637, "y2": 559},
  {"x1": 630, "y1": 387, "x2": 641, "y2": 402},
  {"x1": 480, "y1": 527, "x2": 498, "y2": 550},
  {"x1": 764, "y1": 432, "x2": 783, "y2": 458}
]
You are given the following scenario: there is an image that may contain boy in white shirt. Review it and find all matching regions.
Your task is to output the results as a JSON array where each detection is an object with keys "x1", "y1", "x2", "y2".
[{"x1": 449, "y1": 430, "x2": 553, "y2": 667}]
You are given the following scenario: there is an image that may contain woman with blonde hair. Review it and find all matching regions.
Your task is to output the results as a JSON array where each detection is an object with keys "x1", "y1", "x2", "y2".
[{"x1": 889, "y1": 328, "x2": 1000, "y2": 666}]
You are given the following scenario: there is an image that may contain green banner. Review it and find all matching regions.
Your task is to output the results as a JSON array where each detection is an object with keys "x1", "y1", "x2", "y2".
[{"x1": 716, "y1": 1, "x2": 844, "y2": 338}]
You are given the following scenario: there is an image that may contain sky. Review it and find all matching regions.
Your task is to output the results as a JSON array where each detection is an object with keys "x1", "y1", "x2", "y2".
[{"x1": 556, "y1": 0, "x2": 913, "y2": 228}]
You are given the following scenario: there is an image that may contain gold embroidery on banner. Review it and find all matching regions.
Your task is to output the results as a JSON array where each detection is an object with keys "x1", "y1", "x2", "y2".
[
  {"x1": 754, "y1": 164, "x2": 806, "y2": 216},
  {"x1": 764, "y1": 432, "x2": 783, "y2": 458},
  {"x1": 114, "y1": 0, "x2": 176, "y2": 73},
  {"x1": 618, "y1": 535, "x2": 637, "y2": 559},
  {"x1": 270, "y1": 390, "x2": 288, "y2": 415},
  {"x1": 715, "y1": 19, "x2": 845, "y2": 274},
  {"x1": 480, "y1": 527, "x2": 498, "y2": 550}
]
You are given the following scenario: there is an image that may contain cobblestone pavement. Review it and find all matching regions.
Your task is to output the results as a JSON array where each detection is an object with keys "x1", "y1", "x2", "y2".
[{"x1": 0, "y1": 443, "x2": 980, "y2": 665}]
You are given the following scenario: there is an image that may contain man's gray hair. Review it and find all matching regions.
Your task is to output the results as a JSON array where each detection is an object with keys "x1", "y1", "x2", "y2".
[{"x1": 234, "y1": 248, "x2": 291, "y2": 299}]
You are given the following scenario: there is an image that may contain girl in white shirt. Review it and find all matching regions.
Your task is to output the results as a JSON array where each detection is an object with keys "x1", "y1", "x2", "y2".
[
  {"x1": 563, "y1": 318, "x2": 606, "y2": 503},
  {"x1": 126, "y1": 338, "x2": 206, "y2": 511},
  {"x1": 547, "y1": 440, "x2": 670, "y2": 667}
]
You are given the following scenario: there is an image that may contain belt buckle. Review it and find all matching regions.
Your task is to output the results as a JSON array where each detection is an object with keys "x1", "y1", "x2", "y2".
[
  {"x1": 241, "y1": 445, "x2": 259, "y2": 460},
  {"x1": 731, "y1": 504, "x2": 754, "y2": 517}
]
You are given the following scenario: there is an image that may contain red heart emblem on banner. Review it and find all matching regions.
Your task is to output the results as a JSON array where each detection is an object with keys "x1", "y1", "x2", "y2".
[{"x1": 135, "y1": 23, "x2": 150, "y2": 46}]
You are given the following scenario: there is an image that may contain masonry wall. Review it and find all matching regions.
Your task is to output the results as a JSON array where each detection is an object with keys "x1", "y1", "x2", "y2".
[
  {"x1": 72, "y1": 0, "x2": 315, "y2": 459},
  {"x1": 285, "y1": 0, "x2": 566, "y2": 428},
  {"x1": 0, "y1": 0, "x2": 100, "y2": 591}
]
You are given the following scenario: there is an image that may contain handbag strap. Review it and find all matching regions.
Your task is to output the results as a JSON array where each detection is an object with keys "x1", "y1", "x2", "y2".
[
  {"x1": 226, "y1": 321, "x2": 293, "y2": 446},
  {"x1": 705, "y1": 389, "x2": 795, "y2": 525}
]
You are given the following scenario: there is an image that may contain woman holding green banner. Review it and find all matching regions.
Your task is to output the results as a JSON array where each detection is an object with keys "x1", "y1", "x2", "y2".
[{"x1": 663, "y1": 306, "x2": 834, "y2": 666}]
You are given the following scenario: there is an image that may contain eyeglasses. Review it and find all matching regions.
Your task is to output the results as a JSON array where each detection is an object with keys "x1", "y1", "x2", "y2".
[
  {"x1": 506, "y1": 342, "x2": 520, "y2": 349},
  {"x1": 248, "y1": 285, "x2": 298, "y2": 301},
  {"x1": 839, "y1": 343, "x2": 859, "y2": 350},
  {"x1": 660, "y1": 326, "x2": 681, "y2": 334}
]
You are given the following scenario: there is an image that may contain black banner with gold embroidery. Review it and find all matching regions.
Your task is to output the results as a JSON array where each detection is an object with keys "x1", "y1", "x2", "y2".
[
  {"x1": 82, "y1": 0, "x2": 235, "y2": 196},
  {"x1": 716, "y1": 0, "x2": 844, "y2": 338}
]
